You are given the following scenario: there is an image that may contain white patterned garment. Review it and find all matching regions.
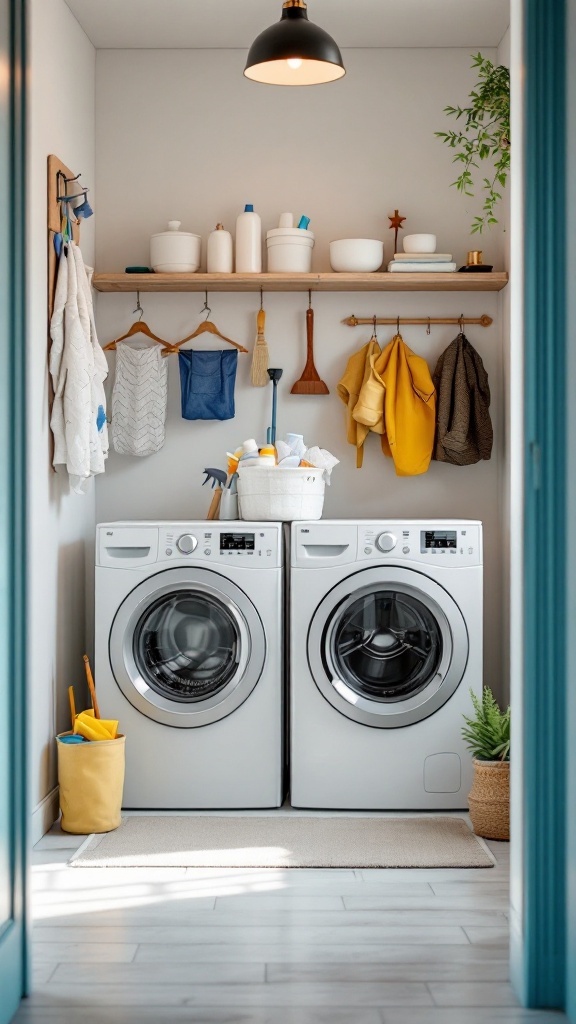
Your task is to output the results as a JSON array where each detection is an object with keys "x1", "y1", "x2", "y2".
[
  {"x1": 111, "y1": 345, "x2": 168, "y2": 456},
  {"x1": 50, "y1": 242, "x2": 109, "y2": 493}
]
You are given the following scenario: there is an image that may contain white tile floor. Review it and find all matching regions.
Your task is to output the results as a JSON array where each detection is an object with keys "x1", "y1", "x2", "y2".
[{"x1": 13, "y1": 812, "x2": 567, "y2": 1024}]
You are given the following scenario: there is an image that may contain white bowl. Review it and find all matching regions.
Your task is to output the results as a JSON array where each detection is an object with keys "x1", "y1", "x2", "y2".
[
  {"x1": 329, "y1": 238, "x2": 384, "y2": 273},
  {"x1": 403, "y1": 233, "x2": 437, "y2": 254}
]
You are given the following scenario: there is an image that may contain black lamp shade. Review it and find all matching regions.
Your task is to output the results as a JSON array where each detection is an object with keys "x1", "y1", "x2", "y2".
[{"x1": 244, "y1": 6, "x2": 345, "y2": 86}]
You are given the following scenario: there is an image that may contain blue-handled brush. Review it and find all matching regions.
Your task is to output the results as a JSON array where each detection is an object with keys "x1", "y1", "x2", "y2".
[{"x1": 267, "y1": 368, "x2": 283, "y2": 444}]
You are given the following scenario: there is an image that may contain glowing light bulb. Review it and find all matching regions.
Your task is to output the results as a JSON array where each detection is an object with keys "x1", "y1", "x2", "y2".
[{"x1": 287, "y1": 58, "x2": 303, "y2": 70}]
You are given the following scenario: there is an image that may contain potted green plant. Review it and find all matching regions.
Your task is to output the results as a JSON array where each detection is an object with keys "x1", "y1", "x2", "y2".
[
  {"x1": 436, "y1": 52, "x2": 510, "y2": 234},
  {"x1": 462, "y1": 686, "x2": 510, "y2": 841}
]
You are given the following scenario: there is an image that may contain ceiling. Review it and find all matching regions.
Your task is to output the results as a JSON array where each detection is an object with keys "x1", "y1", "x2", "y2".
[{"x1": 64, "y1": 0, "x2": 509, "y2": 50}]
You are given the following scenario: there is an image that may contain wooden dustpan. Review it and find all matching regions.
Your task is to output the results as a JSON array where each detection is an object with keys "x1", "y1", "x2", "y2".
[{"x1": 291, "y1": 304, "x2": 329, "y2": 395}]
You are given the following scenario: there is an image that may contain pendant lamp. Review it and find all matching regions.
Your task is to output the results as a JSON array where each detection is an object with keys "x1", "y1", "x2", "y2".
[{"x1": 244, "y1": 0, "x2": 345, "y2": 86}]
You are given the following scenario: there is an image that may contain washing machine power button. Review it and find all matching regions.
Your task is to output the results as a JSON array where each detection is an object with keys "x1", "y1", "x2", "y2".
[
  {"x1": 376, "y1": 531, "x2": 397, "y2": 553},
  {"x1": 177, "y1": 534, "x2": 198, "y2": 554}
]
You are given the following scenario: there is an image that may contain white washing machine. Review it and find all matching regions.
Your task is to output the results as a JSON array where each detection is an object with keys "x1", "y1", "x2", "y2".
[
  {"x1": 289, "y1": 520, "x2": 482, "y2": 809},
  {"x1": 95, "y1": 521, "x2": 284, "y2": 808}
]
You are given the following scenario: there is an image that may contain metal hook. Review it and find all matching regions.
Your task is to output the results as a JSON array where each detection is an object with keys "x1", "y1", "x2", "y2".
[
  {"x1": 396, "y1": 315, "x2": 400, "y2": 333},
  {"x1": 200, "y1": 291, "x2": 211, "y2": 321},
  {"x1": 427, "y1": 316, "x2": 431, "y2": 336},
  {"x1": 459, "y1": 312, "x2": 464, "y2": 333},
  {"x1": 372, "y1": 315, "x2": 378, "y2": 338},
  {"x1": 260, "y1": 287, "x2": 264, "y2": 311},
  {"x1": 133, "y1": 292, "x2": 144, "y2": 321},
  {"x1": 308, "y1": 289, "x2": 312, "y2": 310}
]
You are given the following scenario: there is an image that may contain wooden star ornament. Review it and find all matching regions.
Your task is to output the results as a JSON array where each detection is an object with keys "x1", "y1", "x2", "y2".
[{"x1": 388, "y1": 209, "x2": 406, "y2": 255}]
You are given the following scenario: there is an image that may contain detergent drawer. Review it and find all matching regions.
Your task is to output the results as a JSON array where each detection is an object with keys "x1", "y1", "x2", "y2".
[
  {"x1": 291, "y1": 521, "x2": 358, "y2": 567},
  {"x1": 97, "y1": 526, "x2": 159, "y2": 568}
]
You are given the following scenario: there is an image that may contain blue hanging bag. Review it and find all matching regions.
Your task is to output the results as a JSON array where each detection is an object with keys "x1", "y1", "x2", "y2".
[{"x1": 178, "y1": 349, "x2": 238, "y2": 421}]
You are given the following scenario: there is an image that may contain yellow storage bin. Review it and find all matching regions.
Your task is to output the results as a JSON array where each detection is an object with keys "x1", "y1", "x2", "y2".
[{"x1": 56, "y1": 732, "x2": 125, "y2": 834}]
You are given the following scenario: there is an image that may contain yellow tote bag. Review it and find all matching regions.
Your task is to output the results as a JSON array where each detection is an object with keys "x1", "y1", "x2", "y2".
[{"x1": 56, "y1": 732, "x2": 125, "y2": 834}]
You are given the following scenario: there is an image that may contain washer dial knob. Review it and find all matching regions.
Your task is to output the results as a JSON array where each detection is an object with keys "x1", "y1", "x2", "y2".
[
  {"x1": 177, "y1": 533, "x2": 198, "y2": 554},
  {"x1": 376, "y1": 531, "x2": 397, "y2": 553}
]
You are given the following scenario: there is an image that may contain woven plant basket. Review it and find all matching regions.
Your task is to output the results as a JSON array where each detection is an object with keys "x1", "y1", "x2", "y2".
[{"x1": 468, "y1": 758, "x2": 510, "y2": 841}]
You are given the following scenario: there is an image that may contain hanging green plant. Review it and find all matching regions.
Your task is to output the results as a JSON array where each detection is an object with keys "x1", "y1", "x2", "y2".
[{"x1": 436, "y1": 53, "x2": 510, "y2": 234}]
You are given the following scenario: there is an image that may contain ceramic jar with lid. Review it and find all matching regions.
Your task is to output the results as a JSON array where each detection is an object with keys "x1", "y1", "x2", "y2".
[{"x1": 150, "y1": 221, "x2": 201, "y2": 273}]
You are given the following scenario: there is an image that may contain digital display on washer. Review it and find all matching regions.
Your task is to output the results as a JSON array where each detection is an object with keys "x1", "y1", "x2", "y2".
[
  {"x1": 220, "y1": 532, "x2": 255, "y2": 551},
  {"x1": 422, "y1": 530, "x2": 457, "y2": 550}
]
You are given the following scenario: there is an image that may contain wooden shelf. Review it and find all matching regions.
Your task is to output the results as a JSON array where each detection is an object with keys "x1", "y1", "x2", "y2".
[{"x1": 92, "y1": 271, "x2": 508, "y2": 294}]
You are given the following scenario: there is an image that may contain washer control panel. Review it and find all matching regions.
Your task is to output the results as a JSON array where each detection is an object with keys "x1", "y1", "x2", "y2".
[
  {"x1": 159, "y1": 525, "x2": 281, "y2": 566},
  {"x1": 358, "y1": 522, "x2": 482, "y2": 566},
  {"x1": 97, "y1": 523, "x2": 282, "y2": 568}
]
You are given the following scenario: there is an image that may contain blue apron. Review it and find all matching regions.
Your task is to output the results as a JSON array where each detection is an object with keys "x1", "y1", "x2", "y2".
[{"x1": 178, "y1": 349, "x2": 237, "y2": 421}]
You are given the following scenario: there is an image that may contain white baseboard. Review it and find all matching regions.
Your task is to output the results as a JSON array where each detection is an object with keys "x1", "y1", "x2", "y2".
[{"x1": 31, "y1": 786, "x2": 60, "y2": 845}]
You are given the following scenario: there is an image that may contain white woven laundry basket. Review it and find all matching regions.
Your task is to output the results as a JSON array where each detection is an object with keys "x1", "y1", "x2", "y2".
[{"x1": 237, "y1": 466, "x2": 325, "y2": 521}]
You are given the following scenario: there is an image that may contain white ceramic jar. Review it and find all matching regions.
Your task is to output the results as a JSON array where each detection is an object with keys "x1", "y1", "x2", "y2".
[
  {"x1": 150, "y1": 221, "x2": 201, "y2": 273},
  {"x1": 207, "y1": 223, "x2": 233, "y2": 273},
  {"x1": 267, "y1": 228, "x2": 315, "y2": 272}
]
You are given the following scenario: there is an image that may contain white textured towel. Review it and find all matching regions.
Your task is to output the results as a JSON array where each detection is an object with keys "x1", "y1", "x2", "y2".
[
  {"x1": 388, "y1": 261, "x2": 457, "y2": 272},
  {"x1": 112, "y1": 345, "x2": 168, "y2": 456},
  {"x1": 49, "y1": 243, "x2": 109, "y2": 493}
]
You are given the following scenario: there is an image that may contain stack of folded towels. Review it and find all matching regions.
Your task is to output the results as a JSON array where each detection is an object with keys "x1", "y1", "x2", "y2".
[{"x1": 388, "y1": 251, "x2": 457, "y2": 273}]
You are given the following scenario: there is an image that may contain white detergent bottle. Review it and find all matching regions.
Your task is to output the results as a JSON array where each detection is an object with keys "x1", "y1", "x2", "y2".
[
  {"x1": 236, "y1": 204, "x2": 262, "y2": 273},
  {"x1": 207, "y1": 223, "x2": 233, "y2": 273}
]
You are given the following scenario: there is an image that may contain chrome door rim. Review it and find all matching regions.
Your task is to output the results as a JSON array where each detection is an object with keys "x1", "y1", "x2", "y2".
[
  {"x1": 308, "y1": 566, "x2": 469, "y2": 728},
  {"x1": 110, "y1": 568, "x2": 266, "y2": 728}
]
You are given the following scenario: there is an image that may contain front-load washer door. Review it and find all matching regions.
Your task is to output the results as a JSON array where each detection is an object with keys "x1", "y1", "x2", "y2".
[
  {"x1": 110, "y1": 568, "x2": 266, "y2": 728},
  {"x1": 308, "y1": 566, "x2": 468, "y2": 728}
]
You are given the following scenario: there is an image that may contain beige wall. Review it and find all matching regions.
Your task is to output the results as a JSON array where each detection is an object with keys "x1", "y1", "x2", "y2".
[
  {"x1": 94, "y1": 46, "x2": 507, "y2": 700},
  {"x1": 28, "y1": 0, "x2": 96, "y2": 839}
]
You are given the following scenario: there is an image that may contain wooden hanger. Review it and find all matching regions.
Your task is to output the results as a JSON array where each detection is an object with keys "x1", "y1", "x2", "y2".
[
  {"x1": 103, "y1": 294, "x2": 177, "y2": 352},
  {"x1": 164, "y1": 295, "x2": 248, "y2": 356}
]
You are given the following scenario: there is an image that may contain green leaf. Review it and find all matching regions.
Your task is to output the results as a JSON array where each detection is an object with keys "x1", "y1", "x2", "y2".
[
  {"x1": 461, "y1": 686, "x2": 511, "y2": 760},
  {"x1": 436, "y1": 51, "x2": 510, "y2": 233}
]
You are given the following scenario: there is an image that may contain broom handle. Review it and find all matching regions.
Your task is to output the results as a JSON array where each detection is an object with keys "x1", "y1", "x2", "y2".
[
  {"x1": 271, "y1": 381, "x2": 278, "y2": 444},
  {"x1": 257, "y1": 308, "x2": 265, "y2": 335},
  {"x1": 83, "y1": 654, "x2": 101, "y2": 719}
]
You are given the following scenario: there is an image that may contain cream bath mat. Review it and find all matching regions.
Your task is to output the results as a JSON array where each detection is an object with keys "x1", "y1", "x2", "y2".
[{"x1": 70, "y1": 815, "x2": 494, "y2": 869}]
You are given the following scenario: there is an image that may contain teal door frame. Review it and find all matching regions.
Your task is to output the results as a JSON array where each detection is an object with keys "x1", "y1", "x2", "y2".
[
  {"x1": 518, "y1": 0, "x2": 569, "y2": 1011},
  {"x1": 0, "y1": 0, "x2": 28, "y2": 1019}
]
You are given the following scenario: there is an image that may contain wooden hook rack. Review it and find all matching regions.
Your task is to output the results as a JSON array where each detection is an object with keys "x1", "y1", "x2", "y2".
[{"x1": 342, "y1": 314, "x2": 493, "y2": 328}]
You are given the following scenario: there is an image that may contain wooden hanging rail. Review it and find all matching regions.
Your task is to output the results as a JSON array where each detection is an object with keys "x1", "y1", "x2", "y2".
[{"x1": 342, "y1": 314, "x2": 493, "y2": 328}]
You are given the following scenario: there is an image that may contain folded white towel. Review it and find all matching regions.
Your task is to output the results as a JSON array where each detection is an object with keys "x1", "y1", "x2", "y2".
[
  {"x1": 388, "y1": 261, "x2": 457, "y2": 273},
  {"x1": 393, "y1": 252, "x2": 453, "y2": 262}
]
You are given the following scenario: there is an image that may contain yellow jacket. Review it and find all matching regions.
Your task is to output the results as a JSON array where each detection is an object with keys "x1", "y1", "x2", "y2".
[
  {"x1": 354, "y1": 333, "x2": 436, "y2": 476},
  {"x1": 337, "y1": 338, "x2": 381, "y2": 467}
]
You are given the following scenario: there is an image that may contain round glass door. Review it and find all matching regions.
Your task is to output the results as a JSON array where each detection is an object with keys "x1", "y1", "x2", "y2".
[
  {"x1": 110, "y1": 568, "x2": 266, "y2": 728},
  {"x1": 308, "y1": 566, "x2": 468, "y2": 728},
  {"x1": 133, "y1": 591, "x2": 240, "y2": 703},
  {"x1": 331, "y1": 589, "x2": 443, "y2": 703}
]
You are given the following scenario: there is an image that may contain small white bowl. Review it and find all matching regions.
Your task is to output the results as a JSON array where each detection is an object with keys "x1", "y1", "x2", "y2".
[
  {"x1": 329, "y1": 238, "x2": 384, "y2": 273},
  {"x1": 403, "y1": 233, "x2": 437, "y2": 254}
]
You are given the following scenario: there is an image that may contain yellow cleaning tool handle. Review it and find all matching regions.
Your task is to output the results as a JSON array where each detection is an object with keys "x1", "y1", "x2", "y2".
[
  {"x1": 257, "y1": 308, "x2": 265, "y2": 335},
  {"x1": 68, "y1": 686, "x2": 76, "y2": 729},
  {"x1": 83, "y1": 654, "x2": 101, "y2": 719}
]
